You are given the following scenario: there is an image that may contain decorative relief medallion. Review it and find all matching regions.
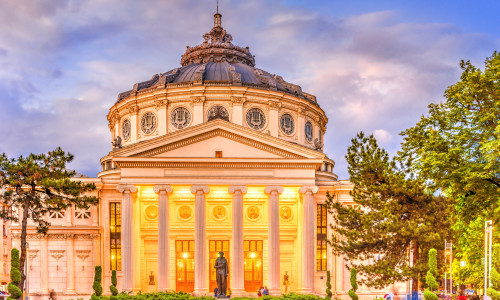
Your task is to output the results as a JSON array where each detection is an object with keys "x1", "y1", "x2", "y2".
[
  {"x1": 122, "y1": 119, "x2": 131, "y2": 140},
  {"x1": 145, "y1": 205, "x2": 158, "y2": 220},
  {"x1": 305, "y1": 121, "x2": 313, "y2": 142},
  {"x1": 279, "y1": 206, "x2": 293, "y2": 221},
  {"x1": 178, "y1": 205, "x2": 192, "y2": 220},
  {"x1": 246, "y1": 206, "x2": 260, "y2": 221},
  {"x1": 280, "y1": 113, "x2": 295, "y2": 135},
  {"x1": 246, "y1": 108, "x2": 266, "y2": 130},
  {"x1": 207, "y1": 105, "x2": 229, "y2": 121},
  {"x1": 212, "y1": 206, "x2": 227, "y2": 220},
  {"x1": 140, "y1": 112, "x2": 157, "y2": 134},
  {"x1": 171, "y1": 107, "x2": 192, "y2": 129}
]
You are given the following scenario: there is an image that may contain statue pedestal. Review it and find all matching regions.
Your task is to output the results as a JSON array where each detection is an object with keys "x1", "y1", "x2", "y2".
[
  {"x1": 216, "y1": 296, "x2": 229, "y2": 299},
  {"x1": 147, "y1": 285, "x2": 155, "y2": 293}
]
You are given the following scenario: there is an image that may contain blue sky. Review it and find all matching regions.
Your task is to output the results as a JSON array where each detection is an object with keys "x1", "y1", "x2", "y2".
[{"x1": 0, "y1": 0, "x2": 499, "y2": 179}]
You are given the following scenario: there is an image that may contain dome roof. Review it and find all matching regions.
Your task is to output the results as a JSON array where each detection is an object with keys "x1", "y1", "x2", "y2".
[{"x1": 116, "y1": 12, "x2": 318, "y2": 106}]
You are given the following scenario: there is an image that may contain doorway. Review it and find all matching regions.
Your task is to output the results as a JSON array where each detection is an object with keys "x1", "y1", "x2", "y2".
[
  {"x1": 175, "y1": 240, "x2": 194, "y2": 292},
  {"x1": 244, "y1": 240, "x2": 263, "y2": 292}
]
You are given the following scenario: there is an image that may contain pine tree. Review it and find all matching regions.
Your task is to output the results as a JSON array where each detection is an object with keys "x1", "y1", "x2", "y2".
[
  {"x1": 325, "y1": 270, "x2": 333, "y2": 299},
  {"x1": 110, "y1": 270, "x2": 118, "y2": 300},
  {"x1": 327, "y1": 132, "x2": 453, "y2": 292},
  {"x1": 487, "y1": 244, "x2": 500, "y2": 300},
  {"x1": 91, "y1": 266, "x2": 103, "y2": 300},
  {"x1": 424, "y1": 248, "x2": 438, "y2": 300},
  {"x1": 7, "y1": 249, "x2": 22, "y2": 300},
  {"x1": 348, "y1": 268, "x2": 358, "y2": 300}
]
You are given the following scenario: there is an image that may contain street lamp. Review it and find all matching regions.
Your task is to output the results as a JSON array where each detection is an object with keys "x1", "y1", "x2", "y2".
[{"x1": 484, "y1": 220, "x2": 493, "y2": 300}]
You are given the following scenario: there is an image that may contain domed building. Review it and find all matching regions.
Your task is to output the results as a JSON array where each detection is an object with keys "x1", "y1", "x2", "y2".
[{"x1": 9, "y1": 9, "x2": 406, "y2": 300}]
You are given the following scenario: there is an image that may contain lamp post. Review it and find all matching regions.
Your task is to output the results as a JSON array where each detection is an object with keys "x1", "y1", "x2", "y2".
[{"x1": 484, "y1": 220, "x2": 493, "y2": 300}]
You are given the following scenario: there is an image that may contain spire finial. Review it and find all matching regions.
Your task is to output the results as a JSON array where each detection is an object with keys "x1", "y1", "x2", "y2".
[{"x1": 214, "y1": 0, "x2": 222, "y2": 27}]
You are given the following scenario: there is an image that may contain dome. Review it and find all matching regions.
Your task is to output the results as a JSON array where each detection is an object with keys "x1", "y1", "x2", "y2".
[{"x1": 116, "y1": 13, "x2": 318, "y2": 106}]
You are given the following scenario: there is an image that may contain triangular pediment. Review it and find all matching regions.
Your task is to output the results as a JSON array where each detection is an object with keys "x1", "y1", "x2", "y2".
[{"x1": 109, "y1": 119, "x2": 325, "y2": 160}]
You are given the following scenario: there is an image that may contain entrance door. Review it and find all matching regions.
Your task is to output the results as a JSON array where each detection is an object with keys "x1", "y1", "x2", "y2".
[
  {"x1": 209, "y1": 240, "x2": 230, "y2": 293},
  {"x1": 244, "y1": 240, "x2": 263, "y2": 292},
  {"x1": 175, "y1": 240, "x2": 194, "y2": 292}
]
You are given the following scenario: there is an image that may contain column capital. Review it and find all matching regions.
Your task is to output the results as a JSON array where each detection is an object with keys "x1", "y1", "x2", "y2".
[
  {"x1": 299, "y1": 185, "x2": 319, "y2": 194},
  {"x1": 117, "y1": 184, "x2": 136, "y2": 193},
  {"x1": 228, "y1": 185, "x2": 247, "y2": 194},
  {"x1": 190, "y1": 184, "x2": 209, "y2": 194},
  {"x1": 265, "y1": 185, "x2": 284, "y2": 194},
  {"x1": 154, "y1": 184, "x2": 173, "y2": 194}
]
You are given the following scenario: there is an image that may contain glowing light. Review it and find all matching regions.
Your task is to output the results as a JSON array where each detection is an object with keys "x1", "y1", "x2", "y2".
[
  {"x1": 250, "y1": 252, "x2": 256, "y2": 258},
  {"x1": 183, "y1": 252, "x2": 188, "y2": 258},
  {"x1": 111, "y1": 255, "x2": 115, "y2": 260}
]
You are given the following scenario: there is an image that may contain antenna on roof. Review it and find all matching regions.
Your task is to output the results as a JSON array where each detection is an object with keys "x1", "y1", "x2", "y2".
[{"x1": 217, "y1": 0, "x2": 219, "y2": 14}]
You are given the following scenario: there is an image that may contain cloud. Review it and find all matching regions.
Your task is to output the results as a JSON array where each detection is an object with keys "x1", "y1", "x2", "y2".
[{"x1": 0, "y1": 0, "x2": 498, "y2": 179}]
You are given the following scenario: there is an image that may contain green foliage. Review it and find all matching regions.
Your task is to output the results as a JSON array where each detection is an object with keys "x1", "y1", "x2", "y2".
[
  {"x1": 425, "y1": 248, "x2": 438, "y2": 293},
  {"x1": 488, "y1": 244, "x2": 500, "y2": 300},
  {"x1": 7, "y1": 248, "x2": 22, "y2": 300},
  {"x1": 92, "y1": 266, "x2": 103, "y2": 300},
  {"x1": 110, "y1": 270, "x2": 118, "y2": 300},
  {"x1": 400, "y1": 51, "x2": 500, "y2": 224},
  {"x1": 424, "y1": 289, "x2": 439, "y2": 300},
  {"x1": 326, "y1": 132, "x2": 453, "y2": 289},
  {"x1": 347, "y1": 268, "x2": 358, "y2": 300},
  {"x1": 0, "y1": 148, "x2": 98, "y2": 293},
  {"x1": 97, "y1": 291, "x2": 324, "y2": 300},
  {"x1": 325, "y1": 270, "x2": 333, "y2": 299}
]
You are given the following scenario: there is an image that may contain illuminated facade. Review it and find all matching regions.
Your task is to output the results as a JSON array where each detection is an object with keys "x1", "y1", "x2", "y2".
[{"x1": 7, "y1": 10, "x2": 408, "y2": 300}]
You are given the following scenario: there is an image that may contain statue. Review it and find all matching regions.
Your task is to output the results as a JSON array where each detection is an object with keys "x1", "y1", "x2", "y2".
[
  {"x1": 111, "y1": 136, "x2": 122, "y2": 149},
  {"x1": 214, "y1": 251, "x2": 229, "y2": 297},
  {"x1": 149, "y1": 271, "x2": 155, "y2": 285},
  {"x1": 283, "y1": 271, "x2": 290, "y2": 293}
]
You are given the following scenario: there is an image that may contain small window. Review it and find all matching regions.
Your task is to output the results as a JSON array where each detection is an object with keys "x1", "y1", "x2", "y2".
[
  {"x1": 215, "y1": 151, "x2": 223, "y2": 158},
  {"x1": 75, "y1": 208, "x2": 91, "y2": 219}
]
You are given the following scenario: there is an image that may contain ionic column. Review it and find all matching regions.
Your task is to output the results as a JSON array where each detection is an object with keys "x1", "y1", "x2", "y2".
[
  {"x1": 229, "y1": 185, "x2": 247, "y2": 297},
  {"x1": 40, "y1": 236, "x2": 48, "y2": 294},
  {"x1": 191, "y1": 185, "x2": 210, "y2": 296},
  {"x1": 265, "y1": 185, "x2": 283, "y2": 296},
  {"x1": 65, "y1": 234, "x2": 75, "y2": 294},
  {"x1": 154, "y1": 184, "x2": 173, "y2": 292},
  {"x1": 117, "y1": 184, "x2": 136, "y2": 291},
  {"x1": 299, "y1": 185, "x2": 319, "y2": 294}
]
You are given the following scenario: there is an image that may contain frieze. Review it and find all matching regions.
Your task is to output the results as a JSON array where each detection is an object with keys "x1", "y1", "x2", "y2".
[
  {"x1": 117, "y1": 161, "x2": 318, "y2": 169},
  {"x1": 154, "y1": 99, "x2": 168, "y2": 109},
  {"x1": 268, "y1": 100, "x2": 281, "y2": 110},
  {"x1": 230, "y1": 96, "x2": 246, "y2": 105},
  {"x1": 191, "y1": 96, "x2": 206, "y2": 104},
  {"x1": 128, "y1": 105, "x2": 139, "y2": 114}
]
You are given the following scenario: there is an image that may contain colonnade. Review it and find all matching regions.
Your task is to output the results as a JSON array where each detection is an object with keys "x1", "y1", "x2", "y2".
[{"x1": 116, "y1": 184, "x2": 318, "y2": 296}]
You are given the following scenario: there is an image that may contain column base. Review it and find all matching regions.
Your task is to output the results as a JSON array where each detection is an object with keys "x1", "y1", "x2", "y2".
[
  {"x1": 296, "y1": 288, "x2": 313, "y2": 294},
  {"x1": 230, "y1": 288, "x2": 245, "y2": 297},
  {"x1": 64, "y1": 289, "x2": 76, "y2": 295},
  {"x1": 192, "y1": 289, "x2": 209, "y2": 297},
  {"x1": 269, "y1": 288, "x2": 281, "y2": 296}
]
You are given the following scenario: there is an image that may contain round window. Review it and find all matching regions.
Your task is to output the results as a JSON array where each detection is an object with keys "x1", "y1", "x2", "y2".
[
  {"x1": 171, "y1": 107, "x2": 192, "y2": 129},
  {"x1": 246, "y1": 108, "x2": 266, "y2": 130},
  {"x1": 122, "y1": 119, "x2": 131, "y2": 140},
  {"x1": 140, "y1": 112, "x2": 157, "y2": 134},
  {"x1": 280, "y1": 113, "x2": 295, "y2": 135}
]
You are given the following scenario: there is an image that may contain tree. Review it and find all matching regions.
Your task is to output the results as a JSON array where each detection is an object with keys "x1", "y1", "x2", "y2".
[
  {"x1": 0, "y1": 147, "x2": 98, "y2": 292},
  {"x1": 327, "y1": 133, "x2": 453, "y2": 292},
  {"x1": 7, "y1": 248, "x2": 22, "y2": 300},
  {"x1": 110, "y1": 270, "x2": 118, "y2": 300},
  {"x1": 424, "y1": 249, "x2": 438, "y2": 300},
  {"x1": 400, "y1": 51, "x2": 500, "y2": 225},
  {"x1": 92, "y1": 266, "x2": 103, "y2": 300},
  {"x1": 348, "y1": 268, "x2": 358, "y2": 300},
  {"x1": 487, "y1": 244, "x2": 500, "y2": 300}
]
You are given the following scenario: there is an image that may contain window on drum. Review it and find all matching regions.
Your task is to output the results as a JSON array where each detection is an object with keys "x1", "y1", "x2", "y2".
[{"x1": 246, "y1": 108, "x2": 266, "y2": 130}]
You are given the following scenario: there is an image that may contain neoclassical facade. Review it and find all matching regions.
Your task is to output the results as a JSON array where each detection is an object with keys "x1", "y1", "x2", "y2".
[{"x1": 4, "y1": 11, "x2": 407, "y2": 299}]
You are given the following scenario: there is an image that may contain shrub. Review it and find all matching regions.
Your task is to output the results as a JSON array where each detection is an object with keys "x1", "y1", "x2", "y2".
[
  {"x1": 110, "y1": 270, "x2": 118, "y2": 300},
  {"x1": 424, "y1": 248, "x2": 438, "y2": 300},
  {"x1": 92, "y1": 266, "x2": 103, "y2": 300},
  {"x1": 487, "y1": 244, "x2": 500, "y2": 300},
  {"x1": 7, "y1": 248, "x2": 22, "y2": 300},
  {"x1": 348, "y1": 268, "x2": 358, "y2": 300},
  {"x1": 325, "y1": 270, "x2": 333, "y2": 299}
]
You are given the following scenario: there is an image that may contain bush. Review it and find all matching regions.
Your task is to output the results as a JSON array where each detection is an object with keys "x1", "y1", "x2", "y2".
[
  {"x1": 110, "y1": 270, "x2": 118, "y2": 300},
  {"x1": 424, "y1": 290, "x2": 439, "y2": 300},
  {"x1": 97, "y1": 291, "x2": 325, "y2": 300},
  {"x1": 348, "y1": 268, "x2": 358, "y2": 300},
  {"x1": 92, "y1": 266, "x2": 103, "y2": 300},
  {"x1": 7, "y1": 248, "x2": 22, "y2": 300},
  {"x1": 325, "y1": 270, "x2": 333, "y2": 299},
  {"x1": 424, "y1": 248, "x2": 438, "y2": 300}
]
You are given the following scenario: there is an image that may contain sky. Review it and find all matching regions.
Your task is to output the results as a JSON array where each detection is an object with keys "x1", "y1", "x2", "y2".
[{"x1": 0, "y1": 0, "x2": 499, "y2": 179}]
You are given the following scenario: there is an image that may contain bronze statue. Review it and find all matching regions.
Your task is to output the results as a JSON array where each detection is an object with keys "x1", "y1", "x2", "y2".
[
  {"x1": 149, "y1": 271, "x2": 155, "y2": 285},
  {"x1": 214, "y1": 251, "x2": 229, "y2": 297}
]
